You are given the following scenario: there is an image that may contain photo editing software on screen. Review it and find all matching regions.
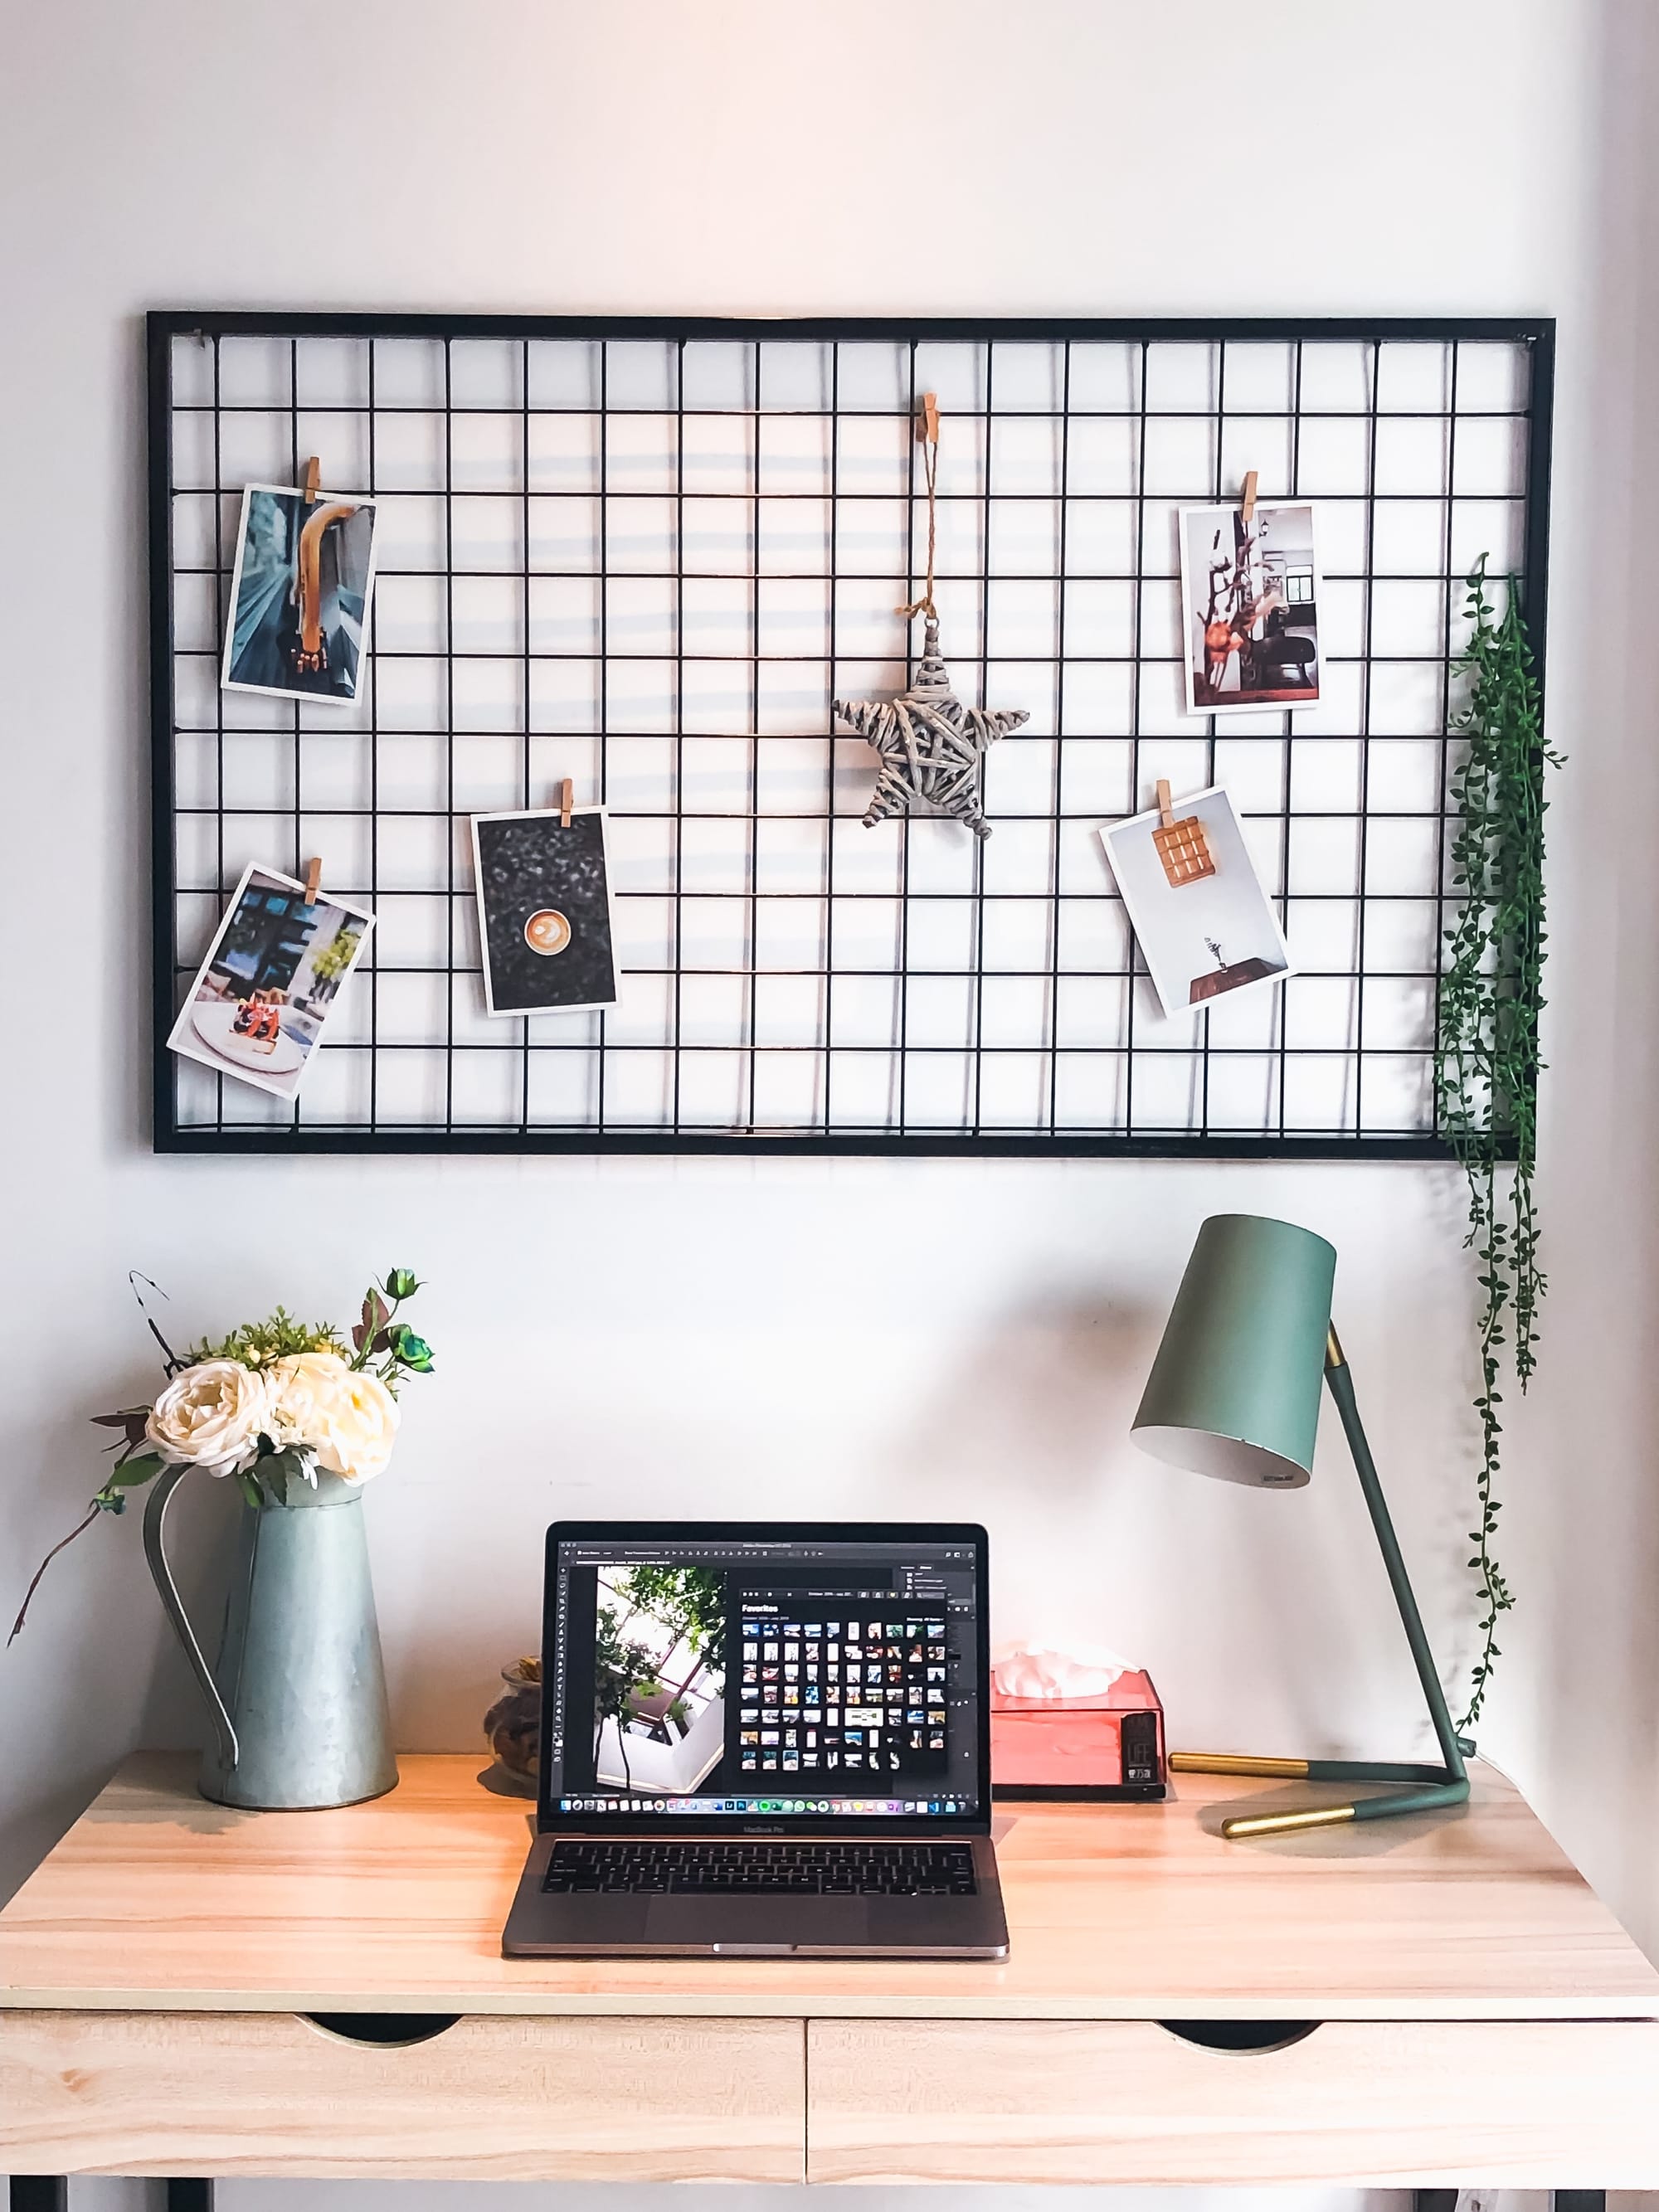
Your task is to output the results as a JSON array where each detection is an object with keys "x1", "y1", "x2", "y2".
[{"x1": 547, "y1": 1537, "x2": 982, "y2": 1818}]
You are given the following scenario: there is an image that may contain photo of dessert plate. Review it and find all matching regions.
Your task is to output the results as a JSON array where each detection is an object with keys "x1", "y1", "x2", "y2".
[{"x1": 191, "y1": 1002, "x2": 309, "y2": 1078}]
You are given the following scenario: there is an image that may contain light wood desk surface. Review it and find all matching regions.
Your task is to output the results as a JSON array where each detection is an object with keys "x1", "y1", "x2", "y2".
[
  {"x1": 2, "y1": 1753, "x2": 1657, "y2": 2187},
  {"x1": 0, "y1": 1751, "x2": 1653, "y2": 2021}
]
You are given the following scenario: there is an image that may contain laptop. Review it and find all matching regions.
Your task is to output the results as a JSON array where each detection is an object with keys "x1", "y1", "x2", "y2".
[{"x1": 503, "y1": 1520, "x2": 1009, "y2": 1959}]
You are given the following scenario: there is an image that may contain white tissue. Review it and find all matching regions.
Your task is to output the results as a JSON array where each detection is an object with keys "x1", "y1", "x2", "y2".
[{"x1": 990, "y1": 1642, "x2": 1132, "y2": 1701}]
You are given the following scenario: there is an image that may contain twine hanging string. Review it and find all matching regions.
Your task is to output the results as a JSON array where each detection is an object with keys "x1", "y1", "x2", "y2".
[{"x1": 897, "y1": 392, "x2": 941, "y2": 622}]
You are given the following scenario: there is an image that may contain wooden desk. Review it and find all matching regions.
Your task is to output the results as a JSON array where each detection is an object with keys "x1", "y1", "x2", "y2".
[{"x1": 2, "y1": 1753, "x2": 1657, "y2": 2197}]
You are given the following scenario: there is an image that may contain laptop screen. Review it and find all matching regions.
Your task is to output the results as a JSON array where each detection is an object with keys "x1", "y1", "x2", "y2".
[{"x1": 542, "y1": 1524, "x2": 987, "y2": 1828}]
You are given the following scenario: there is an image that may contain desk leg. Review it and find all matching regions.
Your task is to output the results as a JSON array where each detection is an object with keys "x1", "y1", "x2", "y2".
[
  {"x1": 7, "y1": 2188, "x2": 214, "y2": 2212},
  {"x1": 1416, "y1": 2196, "x2": 1605, "y2": 2211}
]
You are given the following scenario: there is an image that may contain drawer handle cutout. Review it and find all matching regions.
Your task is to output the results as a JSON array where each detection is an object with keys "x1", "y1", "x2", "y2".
[
  {"x1": 1159, "y1": 2020, "x2": 1320, "y2": 2054},
  {"x1": 305, "y1": 2012, "x2": 463, "y2": 2048}
]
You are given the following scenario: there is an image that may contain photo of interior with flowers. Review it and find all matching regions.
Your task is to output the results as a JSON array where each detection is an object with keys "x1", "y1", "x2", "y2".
[
  {"x1": 1180, "y1": 498, "x2": 1321, "y2": 713},
  {"x1": 589, "y1": 1563, "x2": 728, "y2": 1796},
  {"x1": 166, "y1": 863, "x2": 374, "y2": 1101}
]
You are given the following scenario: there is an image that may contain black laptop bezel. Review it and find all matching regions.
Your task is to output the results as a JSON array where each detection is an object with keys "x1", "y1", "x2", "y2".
[{"x1": 538, "y1": 1519, "x2": 991, "y2": 1839}]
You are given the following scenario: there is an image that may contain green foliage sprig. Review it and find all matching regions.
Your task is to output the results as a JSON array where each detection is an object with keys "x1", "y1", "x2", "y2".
[
  {"x1": 309, "y1": 921, "x2": 366, "y2": 988},
  {"x1": 1433, "y1": 558, "x2": 1559, "y2": 1728},
  {"x1": 191, "y1": 1306, "x2": 345, "y2": 1367},
  {"x1": 348, "y1": 1266, "x2": 434, "y2": 1391}
]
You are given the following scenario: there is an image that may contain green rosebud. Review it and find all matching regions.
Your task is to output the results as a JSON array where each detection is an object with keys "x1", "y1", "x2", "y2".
[
  {"x1": 387, "y1": 1321, "x2": 434, "y2": 1373},
  {"x1": 385, "y1": 1267, "x2": 421, "y2": 1301}
]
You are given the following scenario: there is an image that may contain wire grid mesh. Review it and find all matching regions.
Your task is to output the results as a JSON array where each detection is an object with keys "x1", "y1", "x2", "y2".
[{"x1": 151, "y1": 314, "x2": 1551, "y2": 1156}]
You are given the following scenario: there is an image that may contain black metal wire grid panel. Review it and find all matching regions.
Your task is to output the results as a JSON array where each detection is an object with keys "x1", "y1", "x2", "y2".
[{"x1": 148, "y1": 312, "x2": 1553, "y2": 1157}]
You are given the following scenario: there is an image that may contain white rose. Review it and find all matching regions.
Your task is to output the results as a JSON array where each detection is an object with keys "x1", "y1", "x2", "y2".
[
  {"x1": 316, "y1": 1366, "x2": 400, "y2": 1481},
  {"x1": 264, "y1": 1349, "x2": 347, "y2": 1456},
  {"x1": 145, "y1": 1359, "x2": 272, "y2": 1472},
  {"x1": 267, "y1": 1349, "x2": 399, "y2": 1483}
]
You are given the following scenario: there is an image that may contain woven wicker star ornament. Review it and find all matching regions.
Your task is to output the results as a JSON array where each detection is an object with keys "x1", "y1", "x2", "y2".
[{"x1": 835, "y1": 617, "x2": 1029, "y2": 840}]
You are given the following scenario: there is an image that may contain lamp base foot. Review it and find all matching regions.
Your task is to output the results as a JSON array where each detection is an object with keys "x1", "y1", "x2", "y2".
[{"x1": 1169, "y1": 1751, "x2": 1470, "y2": 1838}]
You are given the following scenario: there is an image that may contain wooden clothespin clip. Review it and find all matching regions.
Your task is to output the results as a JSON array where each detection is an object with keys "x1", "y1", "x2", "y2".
[
  {"x1": 303, "y1": 455, "x2": 320, "y2": 506},
  {"x1": 303, "y1": 856, "x2": 323, "y2": 903},
  {"x1": 557, "y1": 778, "x2": 573, "y2": 829},
  {"x1": 1155, "y1": 778, "x2": 1175, "y2": 827},
  {"x1": 917, "y1": 391, "x2": 940, "y2": 445},
  {"x1": 1240, "y1": 469, "x2": 1258, "y2": 527}
]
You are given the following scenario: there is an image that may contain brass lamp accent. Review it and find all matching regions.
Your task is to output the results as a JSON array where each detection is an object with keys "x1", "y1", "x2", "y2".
[{"x1": 1132, "y1": 1215, "x2": 1470, "y2": 1840}]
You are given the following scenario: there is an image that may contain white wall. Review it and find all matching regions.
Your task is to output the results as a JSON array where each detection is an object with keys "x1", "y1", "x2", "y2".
[
  {"x1": 1486, "y1": 0, "x2": 1659, "y2": 1969},
  {"x1": 2, "y1": 0, "x2": 1652, "y2": 2202}
]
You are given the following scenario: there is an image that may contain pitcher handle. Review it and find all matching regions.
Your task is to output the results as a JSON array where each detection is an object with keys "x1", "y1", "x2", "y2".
[{"x1": 142, "y1": 1462, "x2": 239, "y2": 1770}]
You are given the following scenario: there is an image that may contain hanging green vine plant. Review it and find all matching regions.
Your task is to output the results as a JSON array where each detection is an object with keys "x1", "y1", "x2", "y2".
[{"x1": 1433, "y1": 556, "x2": 1559, "y2": 1728}]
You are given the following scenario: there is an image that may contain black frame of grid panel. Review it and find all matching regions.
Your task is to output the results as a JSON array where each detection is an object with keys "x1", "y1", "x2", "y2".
[{"x1": 148, "y1": 309, "x2": 1554, "y2": 1159}]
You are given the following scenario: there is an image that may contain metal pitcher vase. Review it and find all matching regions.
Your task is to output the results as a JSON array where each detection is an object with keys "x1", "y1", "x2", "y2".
[{"x1": 143, "y1": 1462, "x2": 398, "y2": 1810}]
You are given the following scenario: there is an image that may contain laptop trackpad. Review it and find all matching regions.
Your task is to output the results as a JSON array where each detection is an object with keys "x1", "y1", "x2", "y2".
[{"x1": 645, "y1": 1898, "x2": 870, "y2": 1951}]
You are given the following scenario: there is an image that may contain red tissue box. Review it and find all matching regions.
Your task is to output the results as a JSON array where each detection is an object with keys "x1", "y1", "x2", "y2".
[{"x1": 991, "y1": 1668, "x2": 1166, "y2": 1801}]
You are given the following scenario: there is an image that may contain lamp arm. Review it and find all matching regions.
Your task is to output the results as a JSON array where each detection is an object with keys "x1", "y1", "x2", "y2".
[
  {"x1": 1322, "y1": 1330, "x2": 1468, "y2": 1784},
  {"x1": 1171, "y1": 1329, "x2": 1472, "y2": 1835}
]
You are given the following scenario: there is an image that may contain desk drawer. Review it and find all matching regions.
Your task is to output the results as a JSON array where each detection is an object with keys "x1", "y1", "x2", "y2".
[
  {"x1": 0, "y1": 2010, "x2": 805, "y2": 2180},
  {"x1": 806, "y1": 2016, "x2": 1659, "y2": 2185}
]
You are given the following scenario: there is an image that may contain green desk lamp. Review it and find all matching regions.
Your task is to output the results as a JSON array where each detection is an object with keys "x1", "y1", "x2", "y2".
[{"x1": 1131, "y1": 1213, "x2": 1469, "y2": 1840}]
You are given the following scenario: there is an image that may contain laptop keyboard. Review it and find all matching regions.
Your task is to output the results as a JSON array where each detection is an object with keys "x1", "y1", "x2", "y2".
[{"x1": 543, "y1": 1839, "x2": 978, "y2": 1897}]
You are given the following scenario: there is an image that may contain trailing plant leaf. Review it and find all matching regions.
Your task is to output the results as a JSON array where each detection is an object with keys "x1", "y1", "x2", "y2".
[
  {"x1": 107, "y1": 1453, "x2": 164, "y2": 1489},
  {"x1": 90, "y1": 1407, "x2": 153, "y2": 1444},
  {"x1": 251, "y1": 1446, "x2": 319, "y2": 1506},
  {"x1": 7, "y1": 1505, "x2": 104, "y2": 1644},
  {"x1": 1433, "y1": 557, "x2": 1559, "y2": 1728},
  {"x1": 354, "y1": 1289, "x2": 390, "y2": 1353},
  {"x1": 129, "y1": 1271, "x2": 185, "y2": 1376}
]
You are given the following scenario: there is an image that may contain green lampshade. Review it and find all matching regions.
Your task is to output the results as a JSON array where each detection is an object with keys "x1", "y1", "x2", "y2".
[{"x1": 1131, "y1": 1214, "x2": 1336, "y2": 1489}]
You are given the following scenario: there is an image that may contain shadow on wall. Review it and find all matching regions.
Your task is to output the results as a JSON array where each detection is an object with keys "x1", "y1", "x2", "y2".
[
  {"x1": 886, "y1": 1263, "x2": 1474, "y2": 1767},
  {"x1": 890, "y1": 1291, "x2": 1155, "y2": 1521},
  {"x1": 0, "y1": 1387, "x2": 246, "y2": 1902}
]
